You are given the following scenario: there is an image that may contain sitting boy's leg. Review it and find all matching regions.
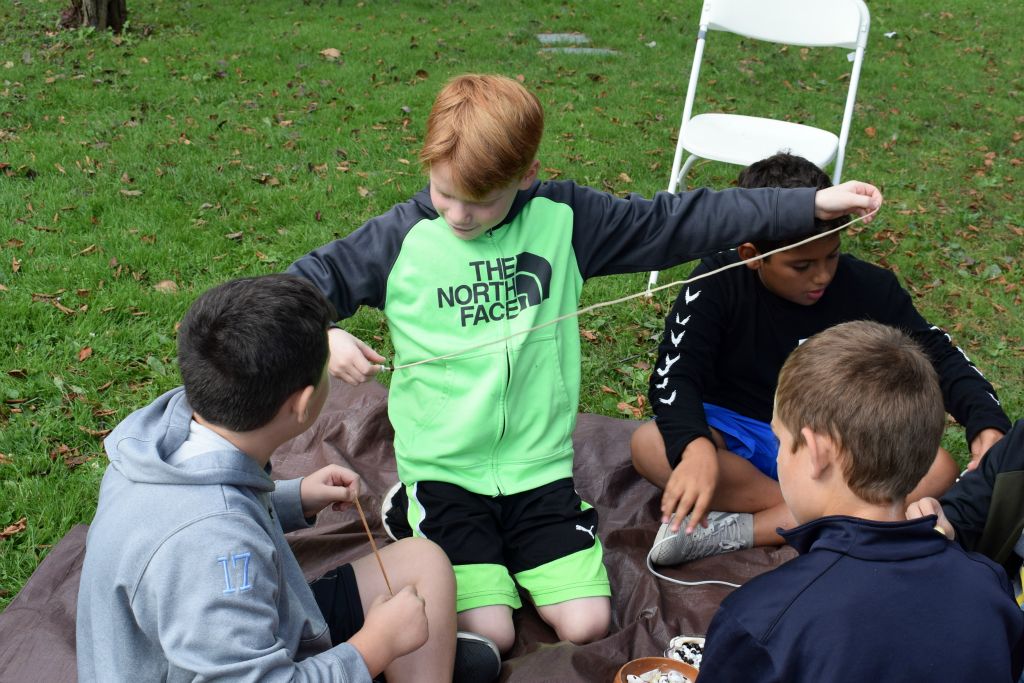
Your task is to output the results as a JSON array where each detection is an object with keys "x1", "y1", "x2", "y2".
[
  {"x1": 906, "y1": 446, "x2": 958, "y2": 502},
  {"x1": 635, "y1": 421, "x2": 795, "y2": 563},
  {"x1": 535, "y1": 596, "x2": 611, "y2": 645},
  {"x1": 350, "y1": 537, "x2": 456, "y2": 683},
  {"x1": 631, "y1": 420, "x2": 678, "y2": 487},
  {"x1": 630, "y1": 421, "x2": 784, "y2": 513},
  {"x1": 458, "y1": 605, "x2": 516, "y2": 654}
]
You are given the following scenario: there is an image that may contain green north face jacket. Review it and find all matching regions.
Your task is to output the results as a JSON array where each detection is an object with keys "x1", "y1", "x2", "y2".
[{"x1": 290, "y1": 180, "x2": 816, "y2": 495}]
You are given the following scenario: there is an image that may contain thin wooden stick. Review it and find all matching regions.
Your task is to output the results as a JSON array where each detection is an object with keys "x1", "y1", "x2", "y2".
[{"x1": 353, "y1": 496, "x2": 394, "y2": 596}]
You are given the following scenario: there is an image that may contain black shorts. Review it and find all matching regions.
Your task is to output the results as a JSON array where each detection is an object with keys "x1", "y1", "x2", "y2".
[
  {"x1": 384, "y1": 478, "x2": 610, "y2": 611},
  {"x1": 309, "y1": 563, "x2": 364, "y2": 645}
]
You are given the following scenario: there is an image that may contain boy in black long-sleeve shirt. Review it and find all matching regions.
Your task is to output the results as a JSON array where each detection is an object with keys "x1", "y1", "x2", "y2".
[{"x1": 633, "y1": 154, "x2": 1010, "y2": 565}]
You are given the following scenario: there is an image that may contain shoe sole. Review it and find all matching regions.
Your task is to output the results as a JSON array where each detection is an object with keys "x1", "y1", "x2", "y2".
[{"x1": 453, "y1": 630, "x2": 502, "y2": 683}]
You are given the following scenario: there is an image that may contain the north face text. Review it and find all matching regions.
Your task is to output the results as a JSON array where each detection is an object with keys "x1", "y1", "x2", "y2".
[{"x1": 436, "y1": 252, "x2": 552, "y2": 326}]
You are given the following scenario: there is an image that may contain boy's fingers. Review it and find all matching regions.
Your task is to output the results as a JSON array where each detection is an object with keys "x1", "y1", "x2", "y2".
[
  {"x1": 672, "y1": 490, "x2": 698, "y2": 533},
  {"x1": 687, "y1": 493, "x2": 712, "y2": 533}
]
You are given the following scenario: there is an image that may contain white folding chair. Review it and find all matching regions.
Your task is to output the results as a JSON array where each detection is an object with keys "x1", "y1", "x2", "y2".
[{"x1": 648, "y1": 0, "x2": 870, "y2": 291}]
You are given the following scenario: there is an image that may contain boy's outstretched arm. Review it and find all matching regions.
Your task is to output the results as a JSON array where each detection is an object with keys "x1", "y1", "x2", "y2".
[{"x1": 813, "y1": 181, "x2": 882, "y2": 222}]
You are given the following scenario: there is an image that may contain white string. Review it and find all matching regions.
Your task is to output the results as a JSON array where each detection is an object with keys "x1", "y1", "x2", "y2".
[{"x1": 380, "y1": 209, "x2": 878, "y2": 372}]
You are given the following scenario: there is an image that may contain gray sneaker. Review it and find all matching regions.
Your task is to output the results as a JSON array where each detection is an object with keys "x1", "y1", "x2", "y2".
[
  {"x1": 649, "y1": 512, "x2": 754, "y2": 566},
  {"x1": 454, "y1": 631, "x2": 502, "y2": 683}
]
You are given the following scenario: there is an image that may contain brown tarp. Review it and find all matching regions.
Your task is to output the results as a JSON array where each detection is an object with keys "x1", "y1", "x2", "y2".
[{"x1": 0, "y1": 378, "x2": 794, "y2": 682}]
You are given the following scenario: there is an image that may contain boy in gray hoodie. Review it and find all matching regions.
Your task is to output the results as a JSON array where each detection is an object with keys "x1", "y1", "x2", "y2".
[{"x1": 76, "y1": 274, "x2": 496, "y2": 682}]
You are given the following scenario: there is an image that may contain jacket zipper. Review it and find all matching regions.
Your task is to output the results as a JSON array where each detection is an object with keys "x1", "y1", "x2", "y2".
[{"x1": 489, "y1": 231, "x2": 510, "y2": 495}]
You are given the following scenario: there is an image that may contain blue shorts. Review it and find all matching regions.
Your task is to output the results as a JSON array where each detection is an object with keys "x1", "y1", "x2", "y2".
[{"x1": 703, "y1": 403, "x2": 779, "y2": 480}]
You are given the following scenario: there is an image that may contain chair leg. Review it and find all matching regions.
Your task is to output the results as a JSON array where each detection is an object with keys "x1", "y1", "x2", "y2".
[
  {"x1": 674, "y1": 154, "x2": 700, "y2": 193},
  {"x1": 648, "y1": 155, "x2": 700, "y2": 293}
]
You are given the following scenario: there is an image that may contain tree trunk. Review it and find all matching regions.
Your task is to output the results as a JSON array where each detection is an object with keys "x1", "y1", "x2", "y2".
[{"x1": 81, "y1": 0, "x2": 127, "y2": 33}]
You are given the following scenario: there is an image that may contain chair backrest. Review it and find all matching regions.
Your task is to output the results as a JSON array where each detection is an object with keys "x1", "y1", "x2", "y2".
[
  {"x1": 679, "y1": 0, "x2": 870, "y2": 184},
  {"x1": 702, "y1": 0, "x2": 868, "y2": 50}
]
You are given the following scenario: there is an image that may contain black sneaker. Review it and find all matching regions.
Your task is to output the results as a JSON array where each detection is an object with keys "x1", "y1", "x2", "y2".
[{"x1": 453, "y1": 630, "x2": 501, "y2": 683}]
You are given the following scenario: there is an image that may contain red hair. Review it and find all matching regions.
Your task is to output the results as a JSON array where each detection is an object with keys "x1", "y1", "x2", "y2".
[{"x1": 419, "y1": 74, "x2": 544, "y2": 198}]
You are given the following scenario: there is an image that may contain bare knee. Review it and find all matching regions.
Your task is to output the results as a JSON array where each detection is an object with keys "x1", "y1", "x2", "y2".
[
  {"x1": 631, "y1": 422, "x2": 670, "y2": 487},
  {"x1": 388, "y1": 537, "x2": 455, "y2": 591},
  {"x1": 538, "y1": 597, "x2": 610, "y2": 645},
  {"x1": 458, "y1": 606, "x2": 516, "y2": 654}
]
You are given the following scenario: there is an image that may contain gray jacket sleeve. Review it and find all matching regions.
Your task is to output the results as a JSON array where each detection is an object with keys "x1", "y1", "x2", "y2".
[
  {"x1": 272, "y1": 477, "x2": 314, "y2": 534},
  {"x1": 539, "y1": 182, "x2": 817, "y2": 279},
  {"x1": 287, "y1": 190, "x2": 434, "y2": 318}
]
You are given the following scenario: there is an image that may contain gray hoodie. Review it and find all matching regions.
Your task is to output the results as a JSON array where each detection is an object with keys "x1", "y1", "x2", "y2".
[{"x1": 76, "y1": 387, "x2": 371, "y2": 682}]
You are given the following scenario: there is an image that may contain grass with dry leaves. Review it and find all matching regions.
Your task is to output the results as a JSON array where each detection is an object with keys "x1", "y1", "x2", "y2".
[{"x1": 1, "y1": 0, "x2": 1021, "y2": 609}]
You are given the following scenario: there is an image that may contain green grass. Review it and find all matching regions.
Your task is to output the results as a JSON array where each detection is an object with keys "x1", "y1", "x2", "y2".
[{"x1": 1, "y1": 0, "x2": 1021, "y2": 609}]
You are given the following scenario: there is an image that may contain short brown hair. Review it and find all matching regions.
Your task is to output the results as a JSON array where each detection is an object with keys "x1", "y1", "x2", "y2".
[
  {"x1": 419, "y1": 74, "x2": 543, "y2": 198},
  {"x1": 775, "y1": 321, "x2": 944, "y2": 504}
]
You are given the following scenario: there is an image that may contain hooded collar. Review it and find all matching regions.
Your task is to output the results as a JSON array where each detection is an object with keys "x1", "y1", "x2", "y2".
[{"x1": 104, "y1": 386, "x2": 275, "y2": 492}]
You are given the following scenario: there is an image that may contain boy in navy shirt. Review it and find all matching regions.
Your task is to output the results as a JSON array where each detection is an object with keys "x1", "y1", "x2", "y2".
[{"x1": 698, "y1": 321, "x2": 1023, "y2": 682}]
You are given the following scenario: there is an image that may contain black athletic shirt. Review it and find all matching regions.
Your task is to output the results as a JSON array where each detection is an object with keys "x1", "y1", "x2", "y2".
[{"x1": 650, "y1": 250, "x2": 1011, "y2": 466}]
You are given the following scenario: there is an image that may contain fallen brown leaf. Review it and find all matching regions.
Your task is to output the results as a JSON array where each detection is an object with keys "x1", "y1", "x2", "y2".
[
  {"x1": 0, "y1": 517, "x2": 27, "y2": 541},
  {"x1": 78, "y1": 347, "x2": 93, "y2": 362},
  {"x1": 153, "y1": 280, "x2": 178, "y2": 293},
  {"x1": 79, "y1": 426, "x2": 112, "y2": 439},
  {"x1": 51, "y1": 299, "x2": 75, "y2": 315}
]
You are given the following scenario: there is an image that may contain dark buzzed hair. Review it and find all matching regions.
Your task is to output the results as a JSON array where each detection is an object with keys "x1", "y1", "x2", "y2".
[
  {"x1": 177, "y1": 274, "x2": 336, "y2": 431},
  {"x1": 737, "y1": 152, "x2": 848, "y2": 256}
]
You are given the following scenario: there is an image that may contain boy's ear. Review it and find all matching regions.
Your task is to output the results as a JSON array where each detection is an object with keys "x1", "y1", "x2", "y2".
[
  {"x1": 290, "y1": 384, "x2": 318, "y2": 424},
  {"x1": 517, "y1": 159, "x2": 541, "y2": 189},
  {"x1": 737, "y1": 243, "x2": 762, "y2": 270},
  {"x1": 801, "y1": 427, "x2": 836, "y2": 480}
]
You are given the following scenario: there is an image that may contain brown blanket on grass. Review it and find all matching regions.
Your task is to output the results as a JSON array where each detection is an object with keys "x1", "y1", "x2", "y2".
[{"x1": 0, "y1": 378, "x2": 794, "y2": 682}]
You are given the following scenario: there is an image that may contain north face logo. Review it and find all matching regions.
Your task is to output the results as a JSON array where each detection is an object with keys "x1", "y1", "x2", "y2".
[{"x1": 436, "y1": 251, "x2": 552, "y2": 327}]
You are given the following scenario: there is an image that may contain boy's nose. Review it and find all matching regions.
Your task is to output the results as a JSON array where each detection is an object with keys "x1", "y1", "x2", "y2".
[{"x1": 446, "y1": 202, "x2": 470, "y2": 225}]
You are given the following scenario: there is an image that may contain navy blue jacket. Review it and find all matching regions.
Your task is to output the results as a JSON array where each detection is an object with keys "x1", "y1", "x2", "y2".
[{"x1": 699, "y1": 516, "x2": 1024, "y2": 682}]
